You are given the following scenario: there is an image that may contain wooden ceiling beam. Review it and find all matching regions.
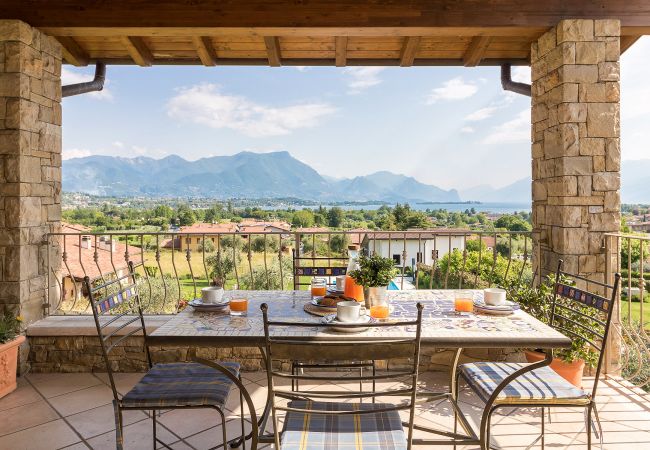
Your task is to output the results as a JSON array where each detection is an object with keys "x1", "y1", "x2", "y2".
[
  {"x1": 192, "y1": 36, "x2": 217, "y2": 66},
  {"x1": 399, "y1": 36, "x2": 421, "y2": 67},
  {"x1": 122, "y1": 36, "x2": 153, "y2": 66},
  {"x1": 463, "y1": 36, "x2": 492, "y2": 66},
  {"x1": 621, "y1": 35, "x2": 642, "y2": 54},
  {"x1": 335, "y1": 36, "x2": 348, "y2": 67},
  {"x1": 264, "y1": 36, "x2": 281, "y2": 67},
  {"x1": 56, "y1": 36, "x2": 89, "y2": 66}
]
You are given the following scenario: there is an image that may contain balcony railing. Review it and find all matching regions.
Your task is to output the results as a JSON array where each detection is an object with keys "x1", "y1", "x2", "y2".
[{"x1": 45, "y1": 229, "x2": 537, "y2": 315}]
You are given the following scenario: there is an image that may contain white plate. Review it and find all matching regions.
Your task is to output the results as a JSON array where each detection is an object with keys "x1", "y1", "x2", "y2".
[
  {"x1": 473, "y1": 299, "x2": 519, "y2": 316},
  {"x1": 311, "y1": 298, "x2": 338, "y2": 308},
  {"x1": 321, "y1": 314, "x2": 373, "y2": 333},
  {"x1": 327, "y1": 287, "x2": 345, "y2": 294},
  {"x1": 189, "y1": 299, "x2": 230, "y2": 311}
]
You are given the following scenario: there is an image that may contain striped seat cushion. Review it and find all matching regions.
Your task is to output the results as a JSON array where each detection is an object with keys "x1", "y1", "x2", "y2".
[
  {"x1": 121, "y1": 362, "x2": 239, "y2": 408},
  {"x1": 281, "y1": 400, "x2": 407, "y2": 450},
  {"x1": 460, "y1": 362, "x2": 590, "y2": 405}
]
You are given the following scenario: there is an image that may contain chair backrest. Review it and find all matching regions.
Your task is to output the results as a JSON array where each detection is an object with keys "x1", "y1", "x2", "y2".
[
  {"x1": 292, "y1": 247, "x2": 348, "y2": 290},
  {"x1": 261, "y1": 302, "x2": 424, "y2": 449},
  {"x1": 550, "y1": 260, "x2": 620, "y2": 398},
  {"x1": 84, "y1": 261, "x2": 152, "y2": 401}
]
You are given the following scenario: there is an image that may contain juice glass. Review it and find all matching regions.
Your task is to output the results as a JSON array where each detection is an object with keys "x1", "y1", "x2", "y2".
[
  {"x1": 230, "y1": 298, "x2": 248, "y2": 316},
  {"x1": 369, "y1": 305, "x2": 390, "y2": 319},
  {"x1": 454, "y1": 290, "x2": 474, "y2": 314},
  {"x1": 311, "y1": 278, "x2": 327, "y2": 297},
  {"x1": 367, "y1": 287, "x2": 390, "y2": 320}
]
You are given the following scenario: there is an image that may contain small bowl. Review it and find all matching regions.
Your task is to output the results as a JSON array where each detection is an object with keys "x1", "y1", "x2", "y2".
[{"x1": 483, "y1": 288, "x2": 507, "y2": 306}]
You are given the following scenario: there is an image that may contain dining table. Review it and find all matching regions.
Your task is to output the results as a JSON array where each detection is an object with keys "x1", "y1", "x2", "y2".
[{"x1": 148, "y1": 289, "x2": 571, "y2": 447}]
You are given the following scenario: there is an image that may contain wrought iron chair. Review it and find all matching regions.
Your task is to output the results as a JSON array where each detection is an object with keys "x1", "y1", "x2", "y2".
[
  {"x1": 261, "y1": 302, "x2": 424, "y2": 450},
  {"x1": 454, "y1": 260, "x2": 620, "y2": 450},
  {"x1": 85, "y1": 262, "x2": 258, "y2": 450}
]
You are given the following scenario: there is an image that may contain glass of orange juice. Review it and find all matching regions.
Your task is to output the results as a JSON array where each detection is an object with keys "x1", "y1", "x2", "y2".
[
  {"x1": 367, "y1": 287, "x2": 390, "y2": 320},
  {"x1": 230, "y1": 298, "x2": 248, "y2": 316},
  {"x1": 311, "y1": 278, "x2": 327, "y2": 298},
  {"x1": 454, "y1": 290, "x2": 474, "y2": 314}
]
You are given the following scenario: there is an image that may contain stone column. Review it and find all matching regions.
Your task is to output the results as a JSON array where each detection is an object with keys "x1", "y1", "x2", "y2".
[
  {"x1": 0, "y1": 20, "x2": 62, "y2": 333},
  {"x1": 531, "y1": 19, "x2": 620, "y2": 286}
]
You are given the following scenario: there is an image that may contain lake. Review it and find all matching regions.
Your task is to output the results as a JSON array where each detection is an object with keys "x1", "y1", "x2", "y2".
[{"x1": 278, "y1": 202, "x2": 532, "y2": 213}]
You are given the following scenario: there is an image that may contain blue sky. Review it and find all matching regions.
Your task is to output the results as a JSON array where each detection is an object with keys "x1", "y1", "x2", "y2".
[{"x1": 62, "y1": 37, "x2": 649, "y2": 191}]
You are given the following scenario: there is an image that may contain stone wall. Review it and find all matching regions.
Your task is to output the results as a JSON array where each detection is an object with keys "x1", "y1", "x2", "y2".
[
  {"x1": 28, "y1": 335, "x2": 520, "y2": 373},
  {"x1": 531, "y1": 19, "x2": 621, "y2": 285},
  {"x1": 0, "y1": 20, "x2": 62, "y2": 371}
]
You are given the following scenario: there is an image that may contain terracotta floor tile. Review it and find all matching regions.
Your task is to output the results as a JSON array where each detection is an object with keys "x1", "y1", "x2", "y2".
[
  {"x1": 86, "y1": 419, "x2": 177, "y2": 450},
  {"x1": 66, "y1": 403, "x2": 148, "y2": 439},
  {"x1": 93, "y1": 372, "x2": 145, "y2": 395},
  {"x1": 0, "y1": 419, "x2": 80, "y2": 450},
  {"x1": 27, "y1": 373, "x2": 102, "y2": 398},
  {"x1": 0, "y1": 378, "x2": 42, "y2": 411},
  {"x1": 60, "y1": 443, "x2": 91, "y2": 450},
  {"x1": 156, "y1": 407, "x2": 227, "y2": 439},
  {"x1": 0, "y1": 400, "x2": 60, "y2": 436},
  {"x1": 183, "y1": 418, "x2": 253, "y2": 449},
  {"x1": 48, "y1": 384, "x2": 116, "y2": 417}
]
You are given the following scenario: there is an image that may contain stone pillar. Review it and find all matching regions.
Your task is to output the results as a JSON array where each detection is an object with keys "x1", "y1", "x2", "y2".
[
  {"x1": 531, "y1": 19, "x2": 620, "y2": 285},
  {"x1": 0, "y1": 20, "x2": 62, "y2": 333}
]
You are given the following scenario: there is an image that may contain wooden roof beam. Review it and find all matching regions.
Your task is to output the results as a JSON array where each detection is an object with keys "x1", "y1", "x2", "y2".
[
  {"x1": 264, "y1": 36, "x2": 281, "y2": 67},
  {"x1": 192, "y1": 36, "x2": 217, "y2": 66},
  {"x1": 463, "y1": 36, "x2": 492, "y2": 67},
  {"x1": 399, "y1": 36, "x2": 421, "y2": 67},
  {"x1": 56, "y1": 36, "x2": 89, "y2": 66},
  {"x1": 621, "y1": 35, "x2": 642, "y2": 54},
  {"x1": 335, "y1": 36, "x2": 348, "y2": 67},
  {"x1": 122, "y1": 36, "x2": 153, "y2": 66}
]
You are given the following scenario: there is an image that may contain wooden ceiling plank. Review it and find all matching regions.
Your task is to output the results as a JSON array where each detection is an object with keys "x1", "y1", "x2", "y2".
[
  {"x1": 56, "y1": 36, "x2": 89, "y2": 66},
  {"x1": 463, "y1": 35, "x2": 492, "y2": 66},
  {"x1": 192, "y1": 36, "x2": 217, "y2": 66},
  {"x1": 621, "y1": 35, "x2": 642, "y2": 53},
  {"x1": 122, "y1": 36, "x2": 153, "y2": 66},
  {"x1": 335, "y1": 36, "x2": 348, "y2": 67},
  {"x1": 264, "y1": 36, "x2": 282, "y2": 66},
  {"x1": 399, "y1": 36, "x2": 421, "y2": 66}
]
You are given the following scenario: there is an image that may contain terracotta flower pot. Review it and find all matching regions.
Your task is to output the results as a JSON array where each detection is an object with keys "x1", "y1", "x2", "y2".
[
  {"x1": 0, "y1": 335, "x2": 25, "y2": 399},
  {"x1": 524, "y1": 349, "x2": 585, "y2": 388}
]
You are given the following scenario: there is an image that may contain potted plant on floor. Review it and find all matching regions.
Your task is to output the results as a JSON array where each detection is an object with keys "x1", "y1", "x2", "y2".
[
  {"x1": 0, "y1": 311, "x2": 24, "y2": 398},
  {"x1": 349, "y1": 254, "x2": 398, "y2": 312},
  {"x1": 506, "y1": 276, "x2": 600, "y2": 387}
]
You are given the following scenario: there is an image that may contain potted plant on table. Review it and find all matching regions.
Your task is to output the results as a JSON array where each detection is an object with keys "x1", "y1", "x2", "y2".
[
  {"x1": 506, "y1": 276, "x2": 600, "y2": 387},
  {"x1": 0, "y1": 312, "x2": 24, "y2": 398},
  {"x1": 348, "y1": 254, "x2": 398, "y2": 311}
]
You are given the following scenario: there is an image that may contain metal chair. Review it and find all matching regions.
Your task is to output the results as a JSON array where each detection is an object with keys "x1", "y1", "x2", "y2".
[
  {"x1": 84, "y1": 262, "x2": 258, "y2": 450},
  {"x1": 261, "y1": 302, "x2": 424, "y2": 450},
  {"x1": 455, "y1": 260, "x2": 620, "y2": 450}
]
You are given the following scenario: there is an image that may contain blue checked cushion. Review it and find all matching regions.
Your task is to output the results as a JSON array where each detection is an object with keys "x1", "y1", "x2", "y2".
[
  {"x1": 281, "y1": 400, "x2": 407, "y2": 450},
  {"x1": 460, "y1": 362, "x2": 590, "y2": 405},
  {"x1": 121, "y1": 362, "x2": 239, "y2": 408}
]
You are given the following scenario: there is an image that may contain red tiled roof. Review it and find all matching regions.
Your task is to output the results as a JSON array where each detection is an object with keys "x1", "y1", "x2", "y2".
[{"x1": 178, "y1": 223, "x2": 238, "y2": 233}]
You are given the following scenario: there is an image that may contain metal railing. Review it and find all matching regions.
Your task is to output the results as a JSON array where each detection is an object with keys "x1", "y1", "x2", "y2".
[
  {"x1": 605, "y1": 233, "x2": 650, "y2": 391},
  {"x1": 45, "y1": 229, "x2": 536, "y2": 315}
]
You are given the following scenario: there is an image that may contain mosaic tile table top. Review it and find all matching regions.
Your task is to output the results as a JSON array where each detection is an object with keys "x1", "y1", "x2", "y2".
[{"x1": 149, "y1": 290, "x2": 571, "y2": 349}]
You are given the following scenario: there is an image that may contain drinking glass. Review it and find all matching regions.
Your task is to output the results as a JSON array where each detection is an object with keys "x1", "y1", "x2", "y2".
[
  {"x1": 367, "y1": 287, "x2": 390, "y2": 320},
  {"x1": 454, "y1": 290, "x2": 474, "y2": 314},
  {"x1": 311, "y1": 278, "x2": 327, "y2": 298},
  {"x1": 230, "y1": 298, "x2": 248, "y2": 316}
]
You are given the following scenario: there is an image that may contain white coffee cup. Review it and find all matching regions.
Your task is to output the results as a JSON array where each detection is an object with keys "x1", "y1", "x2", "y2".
[
  {"x1": 336, "y1": 301, "x2": 362, "y2": 322},
  {"x1": 336, "y1": 275, "x2": 346, "y2": 291},
  {"x1": 483, "y1": 288, "x2": 507, "y2": 306},
  {"x1": 201, "y1": 286, "x2": 224, "y2": 304}
]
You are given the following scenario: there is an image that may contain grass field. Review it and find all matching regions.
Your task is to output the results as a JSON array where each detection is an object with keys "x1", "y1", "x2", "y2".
[{"x1": 621, "y1": 298, "x2": 650, "y2": 328}]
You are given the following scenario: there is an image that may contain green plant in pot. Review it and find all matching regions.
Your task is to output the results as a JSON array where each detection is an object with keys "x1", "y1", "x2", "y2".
[
  {"x1": 506, "y1": 275, "x2": 601, "y2": 387},
  {"x1": 0, "y1": 311, "x2": 24, "y2": 398},
  {"x1": 348, "y1": 254, "x2": 398, "y2": 310}
]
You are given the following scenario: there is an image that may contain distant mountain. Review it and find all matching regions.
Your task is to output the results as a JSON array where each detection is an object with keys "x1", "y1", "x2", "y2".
[
  {"x1": 460, "y1": 178, "x2": 531, "y2": 203},
  {"x1": 63, "y1": 151, "x2": 460, "y2": 202},
  {"x1": 622, "y1": 160, "x2": 650, "y2": 204}
]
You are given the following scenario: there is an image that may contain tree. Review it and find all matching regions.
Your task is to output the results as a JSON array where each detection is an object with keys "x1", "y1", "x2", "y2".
[
  {"x1": 176, "y1": 205, "x2": 196, "y2": 226},
  {"x1": 292, "y1": 210, "x2": 315, "y2": 228},
  {"x1": 494, "y1": 214, "x2": 532, "y2": 232},
  {"x1": 153, "y1": 205, "x2": 174, "y2": 219},
  {"x1": 204, "y1": 203, "x2": 224, "y2": 223},
  {"x1": 327, "y1": 207, "x2": 344, "y2": 228},
  {"x1": 198, "y1": 238, "x2": 215, "y2": 253}
]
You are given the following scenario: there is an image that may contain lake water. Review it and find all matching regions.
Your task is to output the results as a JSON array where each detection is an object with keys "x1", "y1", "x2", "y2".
[{"x1": 320, "y1": 202, "x2": 531, "y2": 214}]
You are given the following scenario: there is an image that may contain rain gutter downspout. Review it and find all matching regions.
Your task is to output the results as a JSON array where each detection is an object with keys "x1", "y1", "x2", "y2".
[
  {"x1": 500, "y1": 63, "x2": 531, "y2": 97},
  {"x1": 62, "y1": 62, "x2": 106, "y2": 97}
]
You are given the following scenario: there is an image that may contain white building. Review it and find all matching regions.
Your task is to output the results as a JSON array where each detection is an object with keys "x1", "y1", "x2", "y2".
[{"x1": 361, "y1": 230, "x2": 467, "y2": 269}]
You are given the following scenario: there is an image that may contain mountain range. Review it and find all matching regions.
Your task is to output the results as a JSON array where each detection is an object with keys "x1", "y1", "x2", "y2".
[{"x1": 62, "y1": 151, "x2": 649, "y2": 203}]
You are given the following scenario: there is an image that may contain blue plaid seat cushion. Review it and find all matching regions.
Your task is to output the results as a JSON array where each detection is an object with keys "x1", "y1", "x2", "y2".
[
  {"x1": 121, "y1": 362, "x2": 239, "y2": 408},
  {"x1": 460, "y1": 362, "x2": 590, "y2": 405},
  {"x1": 281, "y1": 400, "x2": 407, "y2": 450}
]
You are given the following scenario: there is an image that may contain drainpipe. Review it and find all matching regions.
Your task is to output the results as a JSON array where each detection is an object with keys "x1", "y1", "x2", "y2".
[
  {"x1": 500, "y1": 63, "x2": 531, "y2": 97},
  {"x1": 62, "y1": 62, "x2": 106, "y2": 98}
]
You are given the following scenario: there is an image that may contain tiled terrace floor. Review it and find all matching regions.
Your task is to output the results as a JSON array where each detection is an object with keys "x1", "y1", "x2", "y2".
[{"x1": 0, "y1": 371, "x2": 649, "y2": 449}]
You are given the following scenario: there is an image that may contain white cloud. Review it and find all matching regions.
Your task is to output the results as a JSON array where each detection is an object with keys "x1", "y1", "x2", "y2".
[
  {"x1": 426, "y1": 77, "x2": 478, "y2": 104},
  {"x1": 481, "y1": 110, "x2": 530, "y2": 145},
  {"x1": 112, "y1": 141, "x2": 124, "y2": 148},
  {"x1": 63, "y1": 148, "x2": 92, "y2": 160},
  {"x1": 344, "y1": 67, "x2": 385, "y2": 94},
  {"x1": 464, "y1": 106, "x2": 499, "y2": 122},
  {"x1": 294, "y1": 66, "x2": 309, "y2": 72},
  {"x1": 166, "y1": 83, "x2": 336, "y2": 137},
  {"x1": 460, "y1": 126, "x2": 475, "y2": 134},
  {"x1": 512, "y1": 66, "x2": 532, "y2": 84},
  {"x1": 61, "y1": 67, "x2": 113, "y2": 101}
]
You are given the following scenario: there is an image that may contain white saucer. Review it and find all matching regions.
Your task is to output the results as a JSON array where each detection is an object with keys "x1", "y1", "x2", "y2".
[
  {"x1": 321, "y1": 314, "x2": 373, "y2": 333},
  {"x1": 189, "y1": 299, "x2": 230, "y2": 312},
  {"x1": 473, "y1": 299, "x2": 519, "y2": 316},
  {"x1": 327, "y1": 287, "x2": 345, "y2": 294}
]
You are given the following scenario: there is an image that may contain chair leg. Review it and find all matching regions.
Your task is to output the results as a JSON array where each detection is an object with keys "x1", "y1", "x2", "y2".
[
  {"x1": 481, "y1": 406, "x2": 495, "y2": 450},
  {"x1": 218, "y1": 408, "x2": 227, "y2": 450},
  {"x1": 239, "y1": 375, "x2": 247, "y2": 450},
  {"x1": 592, "y1": 403, "x2": 604, "y2": 450},
  {"x1": 372, "y1": 360, "x2": 376, "y2": 404},
  {"x1": 113, "y1": 401, "x2": 124, "y2": 450},
  {"x1": 587, "y1": 405, "x2": 593, "y2": 449},
  {"x1": 453, "y1": 372, "x2": 460, "y2": 450},
  {"x1": 152, "y1": 410, "x2": 157, "y2": 450},
  {"x1": 541, "y1": 407, "x2": 545, "y2": 450}
]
